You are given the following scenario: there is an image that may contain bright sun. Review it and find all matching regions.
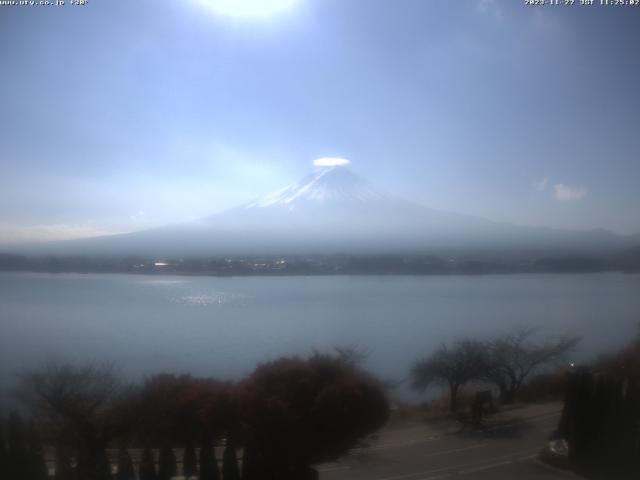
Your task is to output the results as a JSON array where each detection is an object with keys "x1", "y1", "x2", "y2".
[{"x1": 195, "y1": 0, "x2": 299, "y2": 17}]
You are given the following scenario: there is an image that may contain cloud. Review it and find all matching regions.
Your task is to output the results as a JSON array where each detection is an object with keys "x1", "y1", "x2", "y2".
[
  {"x1": 0, "y1": 223, "x2": 121, "y2": 245},
  {"x1": 313, "y1": 157, "x2": 350, "y2": 167},
  {"x1": 533, "y1": 177, "x2": 549, "y2": 191},
  {"x1": 553, "y1": 184, "x2": 587, "y2": 202},
  {"x1": 532, "y1": 178, "x2": 587, "y2": 201}
]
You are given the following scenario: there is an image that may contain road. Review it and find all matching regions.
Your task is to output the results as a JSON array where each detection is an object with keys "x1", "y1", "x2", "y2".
[{"x1": 318, "y1": 403, "x2": 577, "y2": 480}]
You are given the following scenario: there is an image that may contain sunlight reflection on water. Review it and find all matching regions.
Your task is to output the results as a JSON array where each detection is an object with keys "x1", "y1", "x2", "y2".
[{"x1": 173, "y1": 292, "x2": 253, "y2": 306}]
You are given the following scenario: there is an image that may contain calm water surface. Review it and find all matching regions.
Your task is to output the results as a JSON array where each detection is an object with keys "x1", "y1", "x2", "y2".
[{"x1": 1, "y1": 272, "x2": 639, "y2": 401}]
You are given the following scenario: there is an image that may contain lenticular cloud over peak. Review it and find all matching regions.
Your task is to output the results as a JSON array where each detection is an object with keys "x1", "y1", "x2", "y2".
[{"x1": 313, "y1": 157, "x2": 350, "y2": 167}]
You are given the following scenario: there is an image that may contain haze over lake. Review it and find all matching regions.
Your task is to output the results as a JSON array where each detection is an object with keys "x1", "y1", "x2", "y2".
[{"x1": 2, "y1": 271, "x2": 639, "y2": 402}]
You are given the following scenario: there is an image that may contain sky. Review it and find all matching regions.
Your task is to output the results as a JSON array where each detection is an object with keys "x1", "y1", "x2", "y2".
[{"x1": 1, "y1": 0, "x2": 639, "y2": 244}]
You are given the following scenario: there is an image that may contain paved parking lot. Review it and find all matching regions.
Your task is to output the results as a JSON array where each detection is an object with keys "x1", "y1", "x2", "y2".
[{"x1": 318, "y1": 402, "x2": 579, "y2": 480}]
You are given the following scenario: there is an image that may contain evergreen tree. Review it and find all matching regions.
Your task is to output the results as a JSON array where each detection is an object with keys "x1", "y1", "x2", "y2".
[
  {"x1": 198, "y1": 441, "x2": 219, "y2": 480},
  {"x1": 27, "y1": 420, "x2": 49, "y2": 480},
  {"x1": 76, "y1": 444, "x2": 111, "y2": 480},
  {"x1": 96, "y1": 447, "x2": 112, "y2": 480},
  {"x1": 7, "y1": 411, "x2": 29, "y2": 479},
  {"x1": 182, "y1": 441, "x2": 197, "y2": 479},
  {"x1": 0, "y1": 413, "x2": 7, "y2": 478},
  {"x1": 222, "y1": 442, "x2": 240, "y2": 480},
  {"x1": 53, "y1": 446, "x2": 74, "y2": 480},
  {"x1": 139, "y1": 446, "x2": 157, "y2": 480},
  {"x1": 157, "y1": 445, "x2": 177, "y2": 480},
  {"x1": 116, "y1": 447, "x2": 135, "y2": 480},
  {"x1": 240, "y1": 446, "x2": 262, "y2": 480}
]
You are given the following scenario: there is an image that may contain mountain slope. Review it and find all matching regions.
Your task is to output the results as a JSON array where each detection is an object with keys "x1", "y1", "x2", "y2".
[
  {"x1": 241, "y1": 166, "x2": 391, "y2": 210},
  {"x1": 13, "y1": 165, "x2": 639, "y2": 257}
]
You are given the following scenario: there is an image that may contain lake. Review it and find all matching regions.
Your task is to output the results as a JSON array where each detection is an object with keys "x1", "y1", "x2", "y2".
[{"x1": 1, "y1": 272, "x2": 639, "y2": 402}]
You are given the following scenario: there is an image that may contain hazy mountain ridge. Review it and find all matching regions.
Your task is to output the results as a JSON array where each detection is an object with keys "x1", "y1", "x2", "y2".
[{"x1": 7, "y1": 165, "x2": 640, "y2": 258}]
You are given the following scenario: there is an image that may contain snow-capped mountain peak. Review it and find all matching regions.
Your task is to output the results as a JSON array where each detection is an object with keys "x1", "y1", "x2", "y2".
[{"x1": 243, "y1": 166, "x2": 389, "y2": 211}]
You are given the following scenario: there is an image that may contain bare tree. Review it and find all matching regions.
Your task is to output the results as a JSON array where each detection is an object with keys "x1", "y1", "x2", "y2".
[
  {"x1": 411, "y1": 339, "x2": 487, "y2": 413},
  {"x1": 17, "y1": 362, "x2": 135, "y2": 480},
  {"x1": 333, "y1": 345, "x2": 370, "y2": 368},
  {"x1": 484, "y1": 328, "x2": 580, "y2": 404}
]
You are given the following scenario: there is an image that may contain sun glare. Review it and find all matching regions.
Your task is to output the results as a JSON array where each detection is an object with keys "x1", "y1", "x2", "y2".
[
  {"x1": 195, "y1": 0, "x2": 299, "y2": 17},
  {"x1": 313, "y1": 157, "x2": 350, "y2": 167}
]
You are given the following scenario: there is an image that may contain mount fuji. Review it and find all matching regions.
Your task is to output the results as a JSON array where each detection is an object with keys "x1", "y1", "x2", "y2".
[{"x1": 18, "y1": 165, "x2": 639, "y2": 258}]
